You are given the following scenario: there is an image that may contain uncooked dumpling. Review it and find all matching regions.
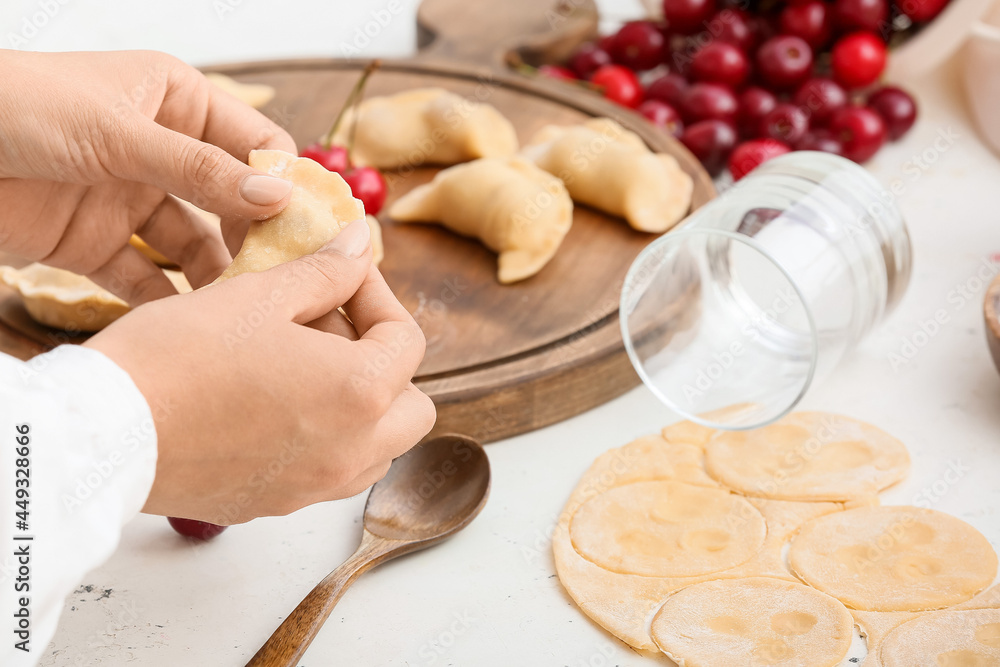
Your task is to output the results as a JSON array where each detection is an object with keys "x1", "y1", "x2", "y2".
[
  {"x1": 789, "y1": 506, "x2": 998, "y2": 612},
  {"x1": 650, "y1": 577, "x2": 854, "y2": 667},
  {"x1": 0, "y1": 264, "x2": 190, "y2": 332},
  {"x1": 331, "y1": 88, "x2": 519, "y2": 170},
  {"x1": 705, "y1": 411, "x2": 910, "y2": 501},
  {"x1": 881, "y1": 609, "x2": 1000, "y2": 666},
  {"x1": 365, "y1": 215, "x2": 384, "y2": 266},
  {"x1": 522, "y1": 118, "x2": 693, "y2": 233},
  {"x1": 389, "y1": 156, "x2": 572, "y2": 283},
  {"x1": 216, "y1": 150, "x2": 365, "y2": 281},
  {"x1": 205, "y1": 72, "x2": 276, "y2": 108}
]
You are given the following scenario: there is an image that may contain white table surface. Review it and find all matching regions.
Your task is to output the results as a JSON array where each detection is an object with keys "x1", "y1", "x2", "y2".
[{"x1": 5, "y1": 1, "x2": 1000, "y2": 665}]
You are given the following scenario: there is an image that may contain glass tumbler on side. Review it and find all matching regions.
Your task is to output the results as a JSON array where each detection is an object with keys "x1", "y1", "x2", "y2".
[{"x1": 620, "y1": 151, "x2": 912, "y2": 430}]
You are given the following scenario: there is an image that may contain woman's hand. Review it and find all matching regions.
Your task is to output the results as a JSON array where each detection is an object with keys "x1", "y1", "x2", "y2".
[
  {"x1": 0, "y1": 49, "x2": 297, "y2": 304},
  {"x1": 85, "y1": 221, "x2": 437, "y2": 523}
]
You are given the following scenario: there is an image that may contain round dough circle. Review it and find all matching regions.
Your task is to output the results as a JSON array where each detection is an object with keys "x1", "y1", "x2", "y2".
[
  {"x1": 570, "y1": 480, "x2": 766, "y2": 577},
  {"x1": 705, "y1": 411, "x2": 910, "y2": 501},
  {"x1": 789, "y1": 506, "x2": 998, "y2": 611},
  {"x1": 882, "y1": 609, "x2": 1000, "y2": 667},
  {"x1": 650, "y1": 577, "x2": 854, "y2": 667}
]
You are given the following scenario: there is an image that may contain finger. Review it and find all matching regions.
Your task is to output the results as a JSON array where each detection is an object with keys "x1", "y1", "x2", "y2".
[
  {"x1": 307, "y1": 308, "x2": 359, "y2": 341},
  {"x1": 135, "y1": 195, "x2": 231, "y2": 288},
  {"x1": 332, "y1": 461, "x2": 392, "y2": 501},
  {"x1": 369, "y1": 383, "x2": 437, "y2": 463},
  {"x1": 109, "y1": 116, "x2": 294, "y2": 222},
  {"x1": 255, "y1": 219, "x2": 372, "y2": 324},
  {"x1": 87, "y1": 244, "x2": 178, "y2": 306},
  {"x1": 200, "y1": 81, "x2": 298, "y2": 158},
  {"x1": 221, "y1": 214, "x2": 251, "y2": 258},
  {"x1": 342, "y1": 266, "x2": 426, "y2": 391},
  {"x1": 326, "y1": 385, "x2": 436, "y2": 501}
]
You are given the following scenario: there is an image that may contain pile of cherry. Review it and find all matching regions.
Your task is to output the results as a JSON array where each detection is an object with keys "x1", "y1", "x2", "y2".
[{"x1": 542, "y1": 0, "x2": 940, "y2": 179}]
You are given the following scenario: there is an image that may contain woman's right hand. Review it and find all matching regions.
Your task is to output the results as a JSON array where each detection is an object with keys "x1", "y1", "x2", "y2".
[{"x1": 85, "y1": 220, "x2": 436, "y2": 524}]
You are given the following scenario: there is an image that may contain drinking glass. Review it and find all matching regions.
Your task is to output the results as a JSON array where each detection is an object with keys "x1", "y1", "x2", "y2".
[{"x1": 620, "y1": 151, "x2": 912, "y2": 430}]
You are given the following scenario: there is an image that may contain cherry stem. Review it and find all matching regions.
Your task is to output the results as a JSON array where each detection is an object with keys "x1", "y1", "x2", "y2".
[
  {"x1": 321, "y1": 59, "x2": 382, "y2": 151},
  {"x1": 504, "y1": 52, "x2": 603, "y2": 93}
]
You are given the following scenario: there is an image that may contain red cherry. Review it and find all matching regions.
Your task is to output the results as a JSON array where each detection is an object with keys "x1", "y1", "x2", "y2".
[
  {"x1": 779, "y1": 1, "x2": 832, "y2": 50},
  {"x1": 867, "y1": 86, "x2": 918, "y2": 140},
  {"x1": 796, "y1": 128, "x2": 845, "y2": 154},
  {"x1": 756, "y1": 35, "x2": 814, "y2": 90},
  {"x1": 681, "y1": 83, "x2": 739, "y2": 124},
  {"x1": 833, "y1": 0, "x2": 889, "y2": 33},
  {"x1": 831, "y1": 32, "x2": 887, "y2": 89},
  {"x1": 898, "y1": 0, "x2": 950, "y2": 22},
  {"x1": 737, "y1": 86, "x2": 778, "y2": 138},
  {"x1": 639, "y1": 100, "x2": 685, "y2": 137},
  {"x1": 829, "y1": 106, "x2": 886, "y2": 162},
  {"x1": 793, "y1": 78, "x2": 848, "y2": 125},
  {"x1": 167, "y1": 517, "x2": 227, "y2": 541},
  {"x1": 300, "y1": 143, "x2": 349, "y2": 173},
  {"x1": 646, "y1": 73, "x2": 689, "y2": 107},
  {"x1": 569, "y1": 43, "x2": 612, "y2": 79},
  {"x1": 760, "y1": 103, "x2": 809, "y2": 144},
  {"x1": 728, "y1": 139, "x2": 791, "y2": 180},
  {"x1": 710, "y1": 9, "x2": 758, "y2": 53},
  {"x1": 539, "y1": 64, "x2": 577, "y2": 81},
  {"x1": 591, "y1": 65, "x2": 644, "y2": 108},
  {"x1": 663, "y1": 0, "x2": 717, "y2": 34},
  {"x1": 680, "y1": 119, "x2": 738, "y2": 176},
  {"x1": 691, "y1": 42, "x2": 750, "y2": 87},
  {"x1": 343, "y1": 166, "x2": 387, "y2": 215},
  {"x1": 610, "y1": 21, "x2": 667, "y2": 71},
  {"x1": 598, "y1": 34, "x2": 616, "y2": 52}
]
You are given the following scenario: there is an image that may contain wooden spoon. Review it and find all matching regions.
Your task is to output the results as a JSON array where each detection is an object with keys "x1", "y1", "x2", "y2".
[{"x1": 245, "y1": 434, "x2": 491, "y2": 666}]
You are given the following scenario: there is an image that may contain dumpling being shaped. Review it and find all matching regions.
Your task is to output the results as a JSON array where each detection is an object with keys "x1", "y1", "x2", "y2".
[
  {"x1": 522, "y1": 118, "x2": 694, "y2": 233},
  {"x1": 332, "y1": 88, "x2": 519, "y2": 170},
  {"x1": 216, "y1": 150, "x2": 366, "y2": 281},
  {"x1": 389, "y1": 157, "x2": 573, "y2": 284}
]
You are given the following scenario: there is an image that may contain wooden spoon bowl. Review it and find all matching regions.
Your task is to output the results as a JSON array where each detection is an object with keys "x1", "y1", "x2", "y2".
[{"x1": 245, "y1": 434, "x2": 490, "y2": 667}]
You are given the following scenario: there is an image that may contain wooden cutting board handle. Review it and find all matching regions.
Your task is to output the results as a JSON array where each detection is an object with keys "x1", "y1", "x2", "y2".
[{"x1": 416, "y1": 0, "x2": 600, "y2": 69}]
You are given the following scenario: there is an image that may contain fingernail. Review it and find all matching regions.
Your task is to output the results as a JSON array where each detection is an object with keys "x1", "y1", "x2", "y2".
[
  {"x1": 323, "y1": 219, "x2": 370, "y2": 258},
  {"x1": 240, "y1": 174, "x2": 293, "y2": 206}
]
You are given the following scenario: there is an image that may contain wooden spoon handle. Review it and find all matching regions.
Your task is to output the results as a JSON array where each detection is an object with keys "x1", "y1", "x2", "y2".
[{"x1": 245, "y1": 532, "x2": 395, "y2": 667}]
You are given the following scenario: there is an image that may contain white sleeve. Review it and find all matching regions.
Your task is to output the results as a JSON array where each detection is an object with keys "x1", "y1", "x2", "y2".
[{"x1": 0, "y1": 345, "x2": 157, "y2": 666}]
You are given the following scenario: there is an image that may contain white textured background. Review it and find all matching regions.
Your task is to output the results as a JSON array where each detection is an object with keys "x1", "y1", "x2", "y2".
[{"x1": 2, "y1": 2, "x2": 1000, "y2": 666}]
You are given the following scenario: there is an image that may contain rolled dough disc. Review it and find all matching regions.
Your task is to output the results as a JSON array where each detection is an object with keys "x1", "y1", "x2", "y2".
[
  {"x1": 881, "y1": 609, "x2": 1000, "y2": 666},
  {"x1": 789, "y1": 506, "x2": 998, "y2": 612},
  {"x1": 649, "y1": 577, "x2": 854, "y2": 667},
  {"x1": 705, "y1": 412, "x2": 910, "y2": 501},
  {"x1": 852, "y1": 584, "x2": 1000, "y2": 667},
  {"x1": 570, "y1": 480, "x2": 766, "y2": 578},
  {"x1": 553, "y1": 433, "x2": 843, "y2": 651}
]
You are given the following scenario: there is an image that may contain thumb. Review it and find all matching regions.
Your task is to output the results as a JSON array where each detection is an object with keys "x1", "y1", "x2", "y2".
[
  {"x1": 253, "y1": 219, "x2": 373, "y2": 325},
  {"x1": 116, "y1": 117, "x2": 294, "y2": 220}
]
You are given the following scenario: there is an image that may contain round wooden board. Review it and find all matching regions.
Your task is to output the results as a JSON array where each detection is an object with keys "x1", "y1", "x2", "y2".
[{"x1": 0, "y1": 2, "x2": 715, "y2": 442}]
